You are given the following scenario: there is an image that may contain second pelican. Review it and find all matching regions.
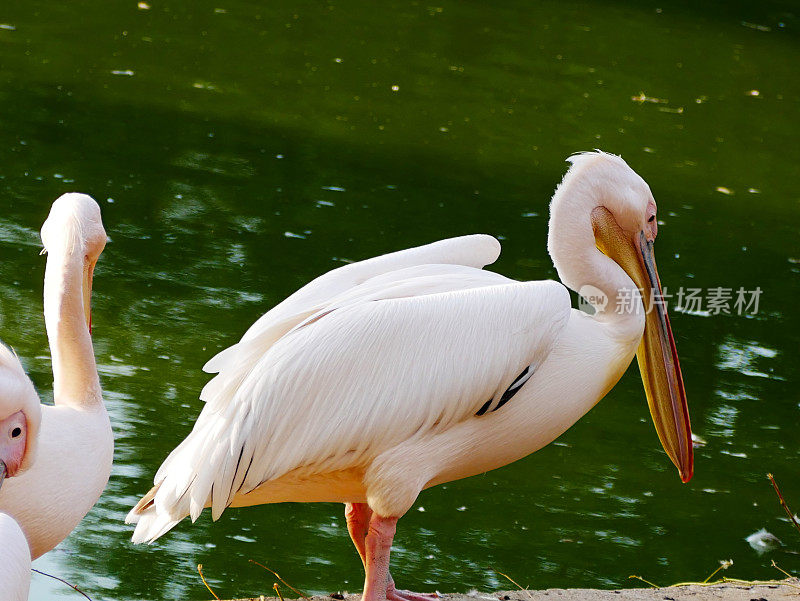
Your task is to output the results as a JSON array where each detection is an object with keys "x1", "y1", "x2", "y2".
[{"x1": 128, "y1": 151, "x2": 693, "y2": 601}]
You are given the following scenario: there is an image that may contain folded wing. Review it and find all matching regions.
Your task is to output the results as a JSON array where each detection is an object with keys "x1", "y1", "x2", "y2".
[{"x1": 128, "y1": 235, "x2": 571, "y2": 544}]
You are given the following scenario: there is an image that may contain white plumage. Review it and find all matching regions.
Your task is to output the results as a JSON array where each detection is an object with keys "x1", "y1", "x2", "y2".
[
  {"x1": 0, "y1": 194, "x2": 113, "y2": 559},
  {"x1": 130, "y1": 235, "x2": 570, "y2": 536},
  {"x1": 0, "y1": 512, "x2": 31, "y2": 601},
  {"x1": 129, "y1": 152, "x2": 693, "y2": 601}
]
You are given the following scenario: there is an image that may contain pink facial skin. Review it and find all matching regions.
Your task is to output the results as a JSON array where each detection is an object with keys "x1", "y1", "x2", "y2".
[
  {"x1": 644, "y1": 200, "x2": 658, "y2": 241},
  {"x1": 0, "y1": 411, "x2": 27, "y2": 481}
]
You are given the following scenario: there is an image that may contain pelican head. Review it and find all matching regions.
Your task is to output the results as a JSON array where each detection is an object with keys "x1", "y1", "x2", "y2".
[
  {"x1": 0, "y1": 344, "x2": 41, "y2": 488},
  {"x1": 40, "y1": 194, "x2": 107, "y2": 332},
  {"x1": 549, "y1": 151, "x2": 693, "y2": 483}
]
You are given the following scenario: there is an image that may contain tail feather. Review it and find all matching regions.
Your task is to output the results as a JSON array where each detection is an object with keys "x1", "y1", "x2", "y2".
[
  {"x1": 126, "y1": 481, "x2": 161, "y2": 523},
  {"x1": 129, "y1": 506, "x2": 183, "y2": 544},
  {"x1": 127, "y1": 393, "x2": 259, "y2": 543},
  {"x1": 126, "y1": 481, "x2": 183, "y2": 544},
  {"x1": 127, "y1": 305, "x2": 319, "y2": 544}
]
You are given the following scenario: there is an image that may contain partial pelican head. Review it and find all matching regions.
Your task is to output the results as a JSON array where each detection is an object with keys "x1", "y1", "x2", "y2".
[
  {"x1": 40, "y1": 193, "x2": 107, "y2": 332},
  {"x1": 550, "y1": 151, "x2": 693, "y2": 483},
  {"x1": 0, "y1": 344, "x2": 41, "y2": 487}
]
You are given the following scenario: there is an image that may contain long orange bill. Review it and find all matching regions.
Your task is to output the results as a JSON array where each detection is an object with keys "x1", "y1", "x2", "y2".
[
  {"x1": 591, "y1": 206, "x2": 693, "y2": 483},
  {"x1": 634, "y1": 233, "x2": 693, "y2": 482}
]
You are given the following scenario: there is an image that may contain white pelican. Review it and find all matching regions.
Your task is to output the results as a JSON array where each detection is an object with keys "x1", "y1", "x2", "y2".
[
  {"x1": 0, "y1": 343, "x2": 41, "y2": 601},
  {"x1": 0, "y1": 193, "x2": 113, "y2": 559},
  {"x1": 128, "y1": 151, "x2": 693, "y2": 601}
]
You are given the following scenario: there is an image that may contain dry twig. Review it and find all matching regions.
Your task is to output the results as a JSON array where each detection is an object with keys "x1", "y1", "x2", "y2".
[
  {"x1": 31, "y1": 568, "x2": 93, "y2": 600},
  {"x1": 767, "y1": 473, "x2": 800, "y2": 536},
  {"x1": 249, "y1": 559, "x2": 310, "y2": 600},
  {"x1": 198, "y1": 563, "x2": 220, "y2": 600},
  {"x1": 628, "y1": 575, "x2": 660, "y2": 588},
  {"x1": 491, "y1": 567, "x2": 533, "y2": 600}
]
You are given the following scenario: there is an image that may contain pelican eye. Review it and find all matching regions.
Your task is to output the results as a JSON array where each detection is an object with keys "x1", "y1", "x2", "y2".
[
  {"x1": 10, "y1": 427, "x2": 21, "y2": 438},
  {"x1": 648, "y1": 215, "x2": 655, "y2": 223}
]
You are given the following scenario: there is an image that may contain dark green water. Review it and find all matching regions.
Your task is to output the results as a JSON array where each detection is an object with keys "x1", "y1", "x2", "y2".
[{"x1": 1, "y1": 0, "x2": 799, "y2": 599}]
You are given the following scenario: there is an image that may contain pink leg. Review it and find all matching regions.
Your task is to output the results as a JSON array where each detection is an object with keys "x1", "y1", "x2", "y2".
[
  {"x1": 356, "y1": 509, "x2": 438, "y2": 601},
  {"x1": 362, "y1": 513, "x2": 397, "y2": 601},
  {"x1": 345, "y1": 502, "x2": 372, "y2": 565},
  {"x1": 346, "y1": 504, "x2": 396, "y2": 594}
]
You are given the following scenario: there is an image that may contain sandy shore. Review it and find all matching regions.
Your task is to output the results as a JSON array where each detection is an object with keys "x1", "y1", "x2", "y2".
[{"x1": 222, "y1": 580, "x2": 800, "y2": 601}]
